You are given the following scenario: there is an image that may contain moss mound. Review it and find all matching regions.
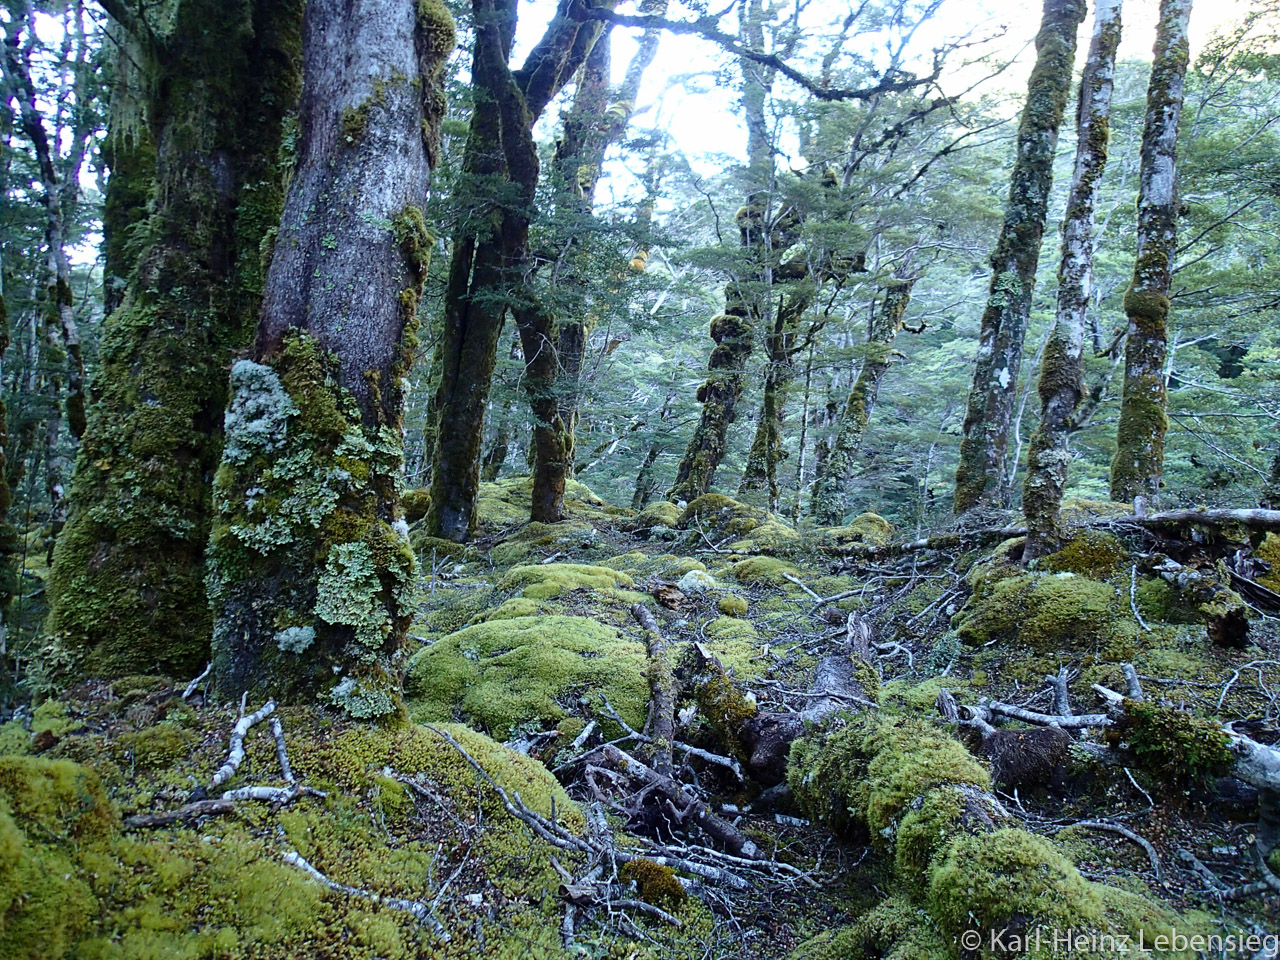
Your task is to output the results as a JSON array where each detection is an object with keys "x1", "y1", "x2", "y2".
[
  {"x1": 728, "y1": 556, "x2": 802, "y2": 587},
  {"x1": 404, "y1": 615, "x2": 648, "y2": 737},
  {"x1": 497, "y1": 562, "x2": 634, "y2": 600},
  {"x1": 817, "y1": 513, "x2": 894, "y2": 549},
  {"x1": 476, "y1": 476, "x2": 619, "y2": 529},
  {"x1": 1039, "y1": 531, "x2": 1129, "y2": 578},
  {"x1": 677, "y1": 494, "x2": 764, "y2": 538},
  {"x1": 952, "y1": 571, "x2": 1132, "y2": 653},
  {"x1": 791, "y1": 896, "x2": 949, "y2": 960},
  {"x1": 401, "y1": 488, "x2": 431, "y2": 523},
  {"x1": 631, "y1": 500, "x2": 681, "y2": 531},
  {"x1": 728, "y1": 519, "x2": 802, "y2": 553}
]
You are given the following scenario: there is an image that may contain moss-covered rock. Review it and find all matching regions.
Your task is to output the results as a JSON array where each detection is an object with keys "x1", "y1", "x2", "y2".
[
  {"x1": 677, "y1": 493, "x2": 764, "y2": 539},
  {"x1": 791, "y1": 896, "x2": 949, "y2": 960},
  {"x1": 631, "y1": 500, "x2": 681, "y2": 532},
  {"x1": 401, "y1": 488, "x2": 431, "y2": 523},
  {"x1": 404, "y1": 615, "x2": 647, "y2": 737},
  {"x1": 728, "y1": 556, "x2": 802, "y2": 588},
  {"x1": 718, "y1": 594, "x2": 749, "y2": 617},
  {"x1": 728, "y1": 518, "x2": 802, "y2": 553},
  {"x1": 1038, "y1": 530, "x2": 1129, "y2": 578}
]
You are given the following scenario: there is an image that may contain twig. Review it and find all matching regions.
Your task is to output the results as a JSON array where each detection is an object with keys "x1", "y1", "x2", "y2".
[
  {"x1": 221, "y1": 784, "x2": 327, "y2": 804},
  {"x1": 282, "y1": 849, "x2": 449, "y2": 940},
  {"x1": 780, "y1": 572, "x2": 823, "y2": 602},
  {"x1": 270, "y1": 717, "x2": 295, "y2": 784},
  {"x1": 612, "y1": 898, "x2": 683, "y2": 928},
  {"x1": 202, "y1": 699, "x2": 276, "y2": 796},
  {"x1": 1064, "y1": 820, "x2": 1161, "y2": 879},
  {"x1": 633, "y1": 603, "x2": 676, "y2": 776},
  {"x1": 123, "y1": 799, "x2": 235, "y2": 830},
  {"x1": 1130, "y1": 565, "x2": 1153, "y2": 633},
  {"x1": 182, "y1": 662, "x2": 212, "y2": 700}
]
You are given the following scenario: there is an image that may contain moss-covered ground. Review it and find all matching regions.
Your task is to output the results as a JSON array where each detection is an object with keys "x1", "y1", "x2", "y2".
[{"x1": 7, "y1": 483, "x2": 1280, "y2": 958}]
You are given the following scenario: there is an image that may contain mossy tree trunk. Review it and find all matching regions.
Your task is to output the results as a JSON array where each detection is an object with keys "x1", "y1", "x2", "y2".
[
  {"x1": 811, "y1": 266, "x2": 919, "y2": 526},
  {"x1": 952, "y1": 0, "x2": 1085, "y2": 515},
  {"x1": 737, "y1": 286, "x2": 812, "y2": 510},
  {"x1": 1023, "y1": 0, "x2": 1123, "y2": 559},
  {"x1": 522, "y1": 1, "x2": 664, "y2": 523},
  {"x1": 1265, "y1": 451, "x2": 1280, "y2": 510},
  {"x1": 1109, "y1": 0, "x2": 1192, "y2": 505},
  {"x1": 425, "y1": 0, "x2": 607, "y2": 541},
  {"x1": 0, "y1": 289, "x2": 15, "y2": 659},
  {"x1": 668, "y1": 0, "x2": 774, "y2": 505},
  {"x1": 45, "y1": 0, "x2": 305, "y2": 679},
  {"x1": 208, "y1": 0, "x2": 454, "y2": 716}
]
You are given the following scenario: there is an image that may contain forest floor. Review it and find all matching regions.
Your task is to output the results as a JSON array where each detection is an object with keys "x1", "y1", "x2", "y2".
[{"x1": 4, "y1": 476, "x2": 1280, "y2": 959}]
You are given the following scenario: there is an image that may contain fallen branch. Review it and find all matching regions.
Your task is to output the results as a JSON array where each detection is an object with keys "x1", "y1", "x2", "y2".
[
  {"x1": 182, "y1": 662, "x2": 212, "y2": 700},
  {"x1": 282, "y1": 849, "x2": 449, "y2": 940},
  {"x1": 633, "y1": 603, "x2": 676, "y2": 777},
  {"x1": 1062, "y1": 819, "x2": 1161, "y2": 879},
  {"x1": 123, "y1": 799, "x2": 235, "y2": 831},
  {"x1": 204, "y1": 699, "x2": 276, "y2": 795},
  {"x1": 221, "y1": 783, "x2": 327, "y2": 804}
]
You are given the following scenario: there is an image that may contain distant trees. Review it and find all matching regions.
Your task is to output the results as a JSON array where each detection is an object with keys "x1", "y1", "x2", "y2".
[
  {"x1": 1110, "y1": 0, "x2": 1194, "y2": 505},
  {"x1": 952, "y1": 0, "x2": 1086, "y2": 515}
]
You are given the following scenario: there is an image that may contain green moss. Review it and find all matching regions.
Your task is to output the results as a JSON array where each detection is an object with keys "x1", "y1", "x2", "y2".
[
  {"x1": 404, "y1": 615, "x2": 647, "y2": 738},
  {"x1": 1258, "y1": 534, "x2": 1280, "y2": 593},
  {"x1": 117, "y1": 724, "x2": 194, "y2": 771},
  {"x1": 717, "y1": 594, "x2": 749, "y2": 616},
  {"x1": 632, "y1": 500, "x2": 681, "y2": 530},
  {"x1": 791, "y1": 896, "x2": 949, "y2": 960},
  {"x1": 401, "y1": 488, "x2": 431, "y2": 523},
  {"x1": 818, "y1": 513, "x2": 894, "y2": 549},
  {"x1": 789, "y1": 715, "x2": 990, "y2": 837},
  {"x1": 470, "y1": 597, "x2": 549, "y2": 622},
  {"x1": 0, "y1": 722, "x2": 30, "y2": 757},
  {"x1": 677, "y1": 494, "x2": 763, "y2": 538},
  {"x1": 1038, "y1": 531, "x2": 1129, "y2": 578},
  {"x1": 728, "y1": 518, "x2": 802, "y2": 553},
  {"x1": 928, "y1": 828, "x2": 1102, "y2": 944},
  {"x1": 497, "y1": 562, "x2": 634, "y2": 600},
  {"x1": 0, "y1": 755, "x2": 116, "y2": 841},
  {"x1": 729, "y1": 556, "x2": 802, "y2": 587},
  {"x1": 620, "y1": 858, "x2": 687, "y2": 907},
  {"x1": 1105, "y1": 700, "x2": 1232, "y2": 785},
  {"x1": 952, "y1": 571, "x2": 1131, "y2": 653},
  {"x1": 32, "y1": 699, "x2": 81, "y2": 739}
]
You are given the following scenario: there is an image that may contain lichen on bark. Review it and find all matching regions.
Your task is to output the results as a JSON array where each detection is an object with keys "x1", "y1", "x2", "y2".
[
  {"x1": 44, "y1": 0, "x2": 305, "y2": 680},
  {"x1": 952, "y1": 0, "x2": 1086, "y2": 515}
]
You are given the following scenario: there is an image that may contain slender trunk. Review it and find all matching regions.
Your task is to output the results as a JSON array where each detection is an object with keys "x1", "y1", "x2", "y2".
[
  {"x1": 427, "y1": 0, "x2": 606, "y2": 540},
  {"x1": 1024, "y1": 0, "x2": 1123, "y2": 559},
  {"x1": 1110, "y1": 0, "x2": 1192, "y2": 504},
  {"x1": 812, "y1": 271, "x2": 918, "y2": 526},
  {"x1": 952, "y1": 0, "x2": 1086, "y2": 514},
  {"x1": 789, "y1": 340, "x2": 816, "y2": 520},
  {"x1": 209, "y1": 0, "x2": 453, "y2": 713},
  {"x1": 668, "y1": 0, "x2": 774, "y2": 503},
  {"x1": 46, "y1": 0, "x2": 306, "y2": 680},
  {"x1": 1264, "y1": 451, "x2": 1280, "y2": 510},
  {"x1": 0, "y1": 288, "x2": 15, "y2": 659}
]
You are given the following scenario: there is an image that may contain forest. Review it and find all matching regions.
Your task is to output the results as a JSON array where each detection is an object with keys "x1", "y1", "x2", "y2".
[{"x1": 1, "y1": 0, "x2": 1280, "y2": 956}]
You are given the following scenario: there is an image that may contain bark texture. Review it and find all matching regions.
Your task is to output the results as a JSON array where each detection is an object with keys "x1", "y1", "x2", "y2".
[
  {"x1": 208, "y1": 0, "x2": 453, "y2": 714},
  {"x1": 811, "y1": 267, "x2": 918, "y2": 526},
  {"x1": 1109, "y1": 0, "x2": 1192, "y2": 504},
  {"x1": 1023, "y1": 0, "x2": 1123, "y2": 558},
  {"x1": 952, "y1": 0, "x2": 1086, "y2": 515},
  {"x1": 45, "y1": 0, "x2": 305, "y2": 679},
  {"x1": 426, "y1": 0, "x2": 607, "y2": 540}
]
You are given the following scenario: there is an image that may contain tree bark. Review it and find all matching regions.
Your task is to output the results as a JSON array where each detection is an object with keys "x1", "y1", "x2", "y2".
[
  {"x1": 1023, "y1": 0, "x2": 1123, "y2": 559},
  {"x1": 952, "y1": 0, "x2": 1086, "y2": 515},
  {"x1": 811, "y1": 267, "x2": 918, "y2": 526},
  {"x1": 426, "y1": 0, "x2": 607, "y2": 540},
  {"x1": 1109, "y1": 0, "x2": 1192, "y2": 505},
  {"x1": 45, "y1": 0, "x2": 305, "y2": 679},
  {"x1": 208, "y1": 0, "x2": 454, "y2": 714}
]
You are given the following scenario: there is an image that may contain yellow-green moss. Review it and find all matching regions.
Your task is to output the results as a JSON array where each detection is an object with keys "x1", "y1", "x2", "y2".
[
  {"x1": 620, "y1": 858, "x2": 687, "y2": 907},
  {"x1": 116, "y1": 724, "x2": 195, "y2": 771},
  {"x1": 404, "y1": 615, "x2": 648, "y2": 737},
  {"x1": 818, "y1": 513, "x2": 894, "y2": 549},
  {"x1": 718, "y1": 594, "x2": 749, "y2": 616},
  {"x1": 1258, "y1": 534, "x2": 1280, "y2": 593},
  {"x1": 952, "y1": 571, "x2": 1132, "y2": 653},
  {"x1": 632, "y1": 501, "x2": 681, "y2": 530},
  {"x1": 469, "y1": 597, "x2": 549, "y2": 622},
  {"x1": 401, "y1": 487, "x2": 431, "y2": 523},
  {"x1": 728, "y1": 518, "x2": 802, "y2": 553},
  {"x1": 791, "y1": 896, "x2": 949, "y2": 960},
  {"x1": 1038, "y1": 531, "x2": 1129, "y2": 578},
  {"x1": 677, "y1": 494, "x2": 764, "y2": 538},
  {"x1": 729, "y1": 556, "x2": 802, "y2": 587},
  {"x1": 0, "y1": 722, "x2": 29, "y2": 757},
  {"x1": 498, "y1": 562, "x2": 635, "y2": 600},
  {"x1": 1105, "y1": 700, "x2": 1232, "y2": 785}
]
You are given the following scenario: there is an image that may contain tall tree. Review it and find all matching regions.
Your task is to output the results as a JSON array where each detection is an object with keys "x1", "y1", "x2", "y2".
[
  {"x1": 1109, "y1": 0, "x2": 1194, "y2": 505},
  {"x1": 44, "y1": 0, "x2": 304, "y2": 677},
  {"x1": 1023, "y1": 0, "x2": 1123, "y2": 557},
  {"x1": 208, "y1": 0, "x2": 454, "y2": 711},
  {"x1": 811, "y1": 256, "x2": 919, "y2": 525},
  {"x1": 425, "y1": 0, "x2": 607, "y2": 542},
  {"x1": 952, "y1": 0, "x2": 1086, "y2": 515}
]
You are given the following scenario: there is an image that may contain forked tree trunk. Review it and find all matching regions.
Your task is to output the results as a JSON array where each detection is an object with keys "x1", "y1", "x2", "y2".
[
  {"x1": 1109, "y1": 0, "x2": 1193, "y2": 504},
  {"x1": 1023, "y1": 0, "x2": 1123, "y2": 558},
  {"x1": 952, "y1": 0, "x2": 1085, "y2": 515},
  {"x1": 426, "y1": 0, "x2": 606, "y2": 541},
  {"x1": 46, "y1": 0, "x2": 304, "y2": 679},
  {"x1": 208, "y1": 0, "x2": 453, "y2": 714},
  {"x1": 811, "y1": 268, "x2": 918, "y2": 526}
]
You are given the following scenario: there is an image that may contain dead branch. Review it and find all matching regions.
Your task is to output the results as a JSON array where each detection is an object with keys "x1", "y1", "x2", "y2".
[
  {"x1": 123, "y1": 799, "x2": 235, "y2": 830},
  {"x1": 203, "y1": 699, "x2": 276, "y2": 796},
  {"x1": 632, "y1": 603, "x2": 676, "y2": 776},
  {"x1": 221, "y1": 784, "x2": 327, "y2": 804},
  {"x1": 282, "y1": 849, "x2": 449, "y2": 940},
  {"x1": 1062, "y1": 820, "x2": 1161, "y2": 879},
  {"x1": 182, "y1": 662, "x2": 211, "y2": 699},
  {"x1": 270, "y1": 717, "x2": 295, "y2": 784}
]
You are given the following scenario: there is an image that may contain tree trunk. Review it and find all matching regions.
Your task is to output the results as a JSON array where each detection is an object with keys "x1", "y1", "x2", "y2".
[
  {"x1": 1109, "y1": 0, "x2": 1192, "y2": 505},
  {"x1": 1023, "y1": 0, "x2": 1123, "y2": 559},
  {"x1": 0, "y1": 288, "x2": 15, "y2": 659},
  {"x1": 812, "y1": 269, "x2": 918, "y2": 526},
  {"x1": 952, "y1": 0, "x2": 1086, "y2": 515},
  {"x1": 668, "y1": 0, "x2": 774, "y2": 504},
  {"x1": 45, "y1": 0, "x2": 305, "y2": 680},
  {"x1": 208, "y1": 0, "x2": 453, "y2": 714},
  {"x1": 426, "y1": 0, "x2": 606, "y2": 541}
]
